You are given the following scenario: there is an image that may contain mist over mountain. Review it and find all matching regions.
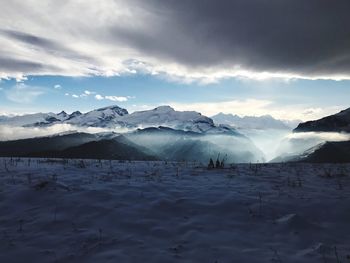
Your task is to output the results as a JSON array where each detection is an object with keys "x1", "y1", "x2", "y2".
[
  {"x1": 0, "y1": 127, "x2": 264, "y2": 163},
  {"x1": 211, "y1": 112, "x2": 298, "y2": 161},
  {"x1": 1, "y1": 1, "x2": 350, "y2": 261},
  {"x1": 0, "y1": 105, "x2": 266, "y2": 163},
  {"x1": 2, "y1": 104, "x2": 350, "y2": 163},
  {"x1": 271, "y1": 108, "x2": 350, "y2": 163},
  {"x1": 127, "y1": 126, "x2": 264, "y2": 163},
  {"x1": 211, "y1": 112, "x2": 293, "y2": 130},
  {"x1": 271, "y1": 141, "x2": 350, "y2": 163}
]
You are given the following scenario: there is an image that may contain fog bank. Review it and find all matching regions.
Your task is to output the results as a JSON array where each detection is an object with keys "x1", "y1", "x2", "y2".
[{"x1": 0, "y1": 124, "x2": 130, "y2": 141}]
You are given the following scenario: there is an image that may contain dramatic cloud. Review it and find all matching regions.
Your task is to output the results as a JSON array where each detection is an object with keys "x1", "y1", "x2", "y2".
[{"x1": 0, "y1": 0, "x2": 350, "y2": 81}]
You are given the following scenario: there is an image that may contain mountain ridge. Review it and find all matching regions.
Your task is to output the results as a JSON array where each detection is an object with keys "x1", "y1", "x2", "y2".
[
  {"x1": 294, "y1": 108, "x2": 350, "y2": 133},
  {"x1": 211, "y1": 112, "x2": 294, "y2": 130},
  {"x1": 0, "y1": 105, "x2": 240, "y2": 135}
]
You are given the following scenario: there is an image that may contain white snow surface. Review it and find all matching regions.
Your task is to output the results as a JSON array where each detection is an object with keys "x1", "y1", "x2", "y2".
[{"x1": 0, "y1": 158, "x2": 349, "y2": 263}]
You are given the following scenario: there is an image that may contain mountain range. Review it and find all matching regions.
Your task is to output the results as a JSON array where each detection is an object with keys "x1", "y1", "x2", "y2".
[
  {"x1": 2, "y1": 105, "x2": 350, "y2": 163},
  {"x1": 211, "y1": 112, "x2": 297, "y2": 130},
  {"x1": 1, "y1": 107, "x2": 301, "y2": 132},
  {"x1": 0, "y1": 105, "x2": 238, "y2": 134},
  {"x1": 0, "y1": 127, "x2": 265, "y2": 163},
  {"x1": 0, "y1": 105, "x2": 265, "y2": 163}
]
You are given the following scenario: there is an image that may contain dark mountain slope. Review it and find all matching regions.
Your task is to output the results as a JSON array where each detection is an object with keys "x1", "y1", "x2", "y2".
[
  {"x1": 0, "y1": 132, "x2": 98, "y2": 157},
  {"x1": 30, "y1": 136, "x2": 157, "y2": 161},
  {"x1": 294, "y1": 108, "x2": 350, "y2": 133},
  {"x1": 299, "y1": 141, "x2": 350, "y2": 163},
  {"x1": 126, "y1": 126, "x2": 265, "y2": 163},
  {"x1": 271, "y1": 141, "x2": 350, "y2": 163}
]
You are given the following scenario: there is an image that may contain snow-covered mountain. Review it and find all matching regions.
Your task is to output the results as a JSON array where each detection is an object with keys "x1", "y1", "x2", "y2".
[
  {"x1": 211, "y1": 112, "x2": 292, "y2": 130},
  {"x1": 66, "y1": 105, "x2": 128, "y2": 127},
  {"x1": 56, "y1": 111, "x2": 69, "y2": 121},
  {"x1": 0, "y1": 105, "x2": 128, "y2": 128},
  {"x1": 0, "y1": 113, "x2": 59, "y2": 127},
  {"x1": 0, "y1": 105, "x2": 239, "y2": 134},
  {"x1": 118, "y1": 106, "x2": 234, "y2": 133}
]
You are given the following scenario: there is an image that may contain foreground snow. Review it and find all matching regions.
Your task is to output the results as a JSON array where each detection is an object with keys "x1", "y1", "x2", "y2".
[{"x1": 0, "y1": 158, "x2": 349, "y2": 263}]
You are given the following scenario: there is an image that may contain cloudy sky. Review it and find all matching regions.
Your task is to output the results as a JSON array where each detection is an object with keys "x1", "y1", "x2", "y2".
[{"x1": 0, "y1": 0, "x2": 349, "y2": 120}]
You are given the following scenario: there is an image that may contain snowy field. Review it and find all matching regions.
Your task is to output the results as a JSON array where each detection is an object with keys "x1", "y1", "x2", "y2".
[{"x1": 0, "y1": 158, "x2": 350, "y2": 263}]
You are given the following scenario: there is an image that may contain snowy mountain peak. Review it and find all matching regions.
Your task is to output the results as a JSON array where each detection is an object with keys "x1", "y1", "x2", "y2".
[
  {"x1": 57, "y1": 111, "x2": 67, "y2": 116},
  {"x1": 95, "y1": 105, "x2": 129, "y2": 116},
  {"x1": 65, "y1": 105, "x2": 128, "y2": 127},
  {"x1": 153, "y1": 105, "x2": 174, "y2": 112},
  {"x1": 57, "y1": 111, "x2": 69, "y2": 120},
  {"x1": 69, "y1": 111, "x2": 82, "y2": 117}
]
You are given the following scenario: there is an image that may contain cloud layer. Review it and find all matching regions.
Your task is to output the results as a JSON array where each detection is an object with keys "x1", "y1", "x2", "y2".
[
  {"x1": 0, "y1": 0, "x2": 350, "y2": 82},
  {"x1": 275, "y1": 131, "x2": 350, "y2": 158},
  {"x1": 0, "y1": 124, "x2": 130, "y2": 141}
]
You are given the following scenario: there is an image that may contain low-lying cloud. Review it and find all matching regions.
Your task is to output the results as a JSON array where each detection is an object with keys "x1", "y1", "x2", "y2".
[
  {"x1": 0, "y1": 124, "x2": 130, "y2": 141},
  {"x1": 286, "y1": 132, "x2": 350, "y2": 142},
  {"x1": 275, "y1": 132, "x2": 350, "y2": 159}
]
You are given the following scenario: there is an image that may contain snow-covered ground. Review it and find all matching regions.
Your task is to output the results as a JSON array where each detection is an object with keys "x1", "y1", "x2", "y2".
[{"x1": 0, "y1": 158, "x2": 349, "y2": 263}]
